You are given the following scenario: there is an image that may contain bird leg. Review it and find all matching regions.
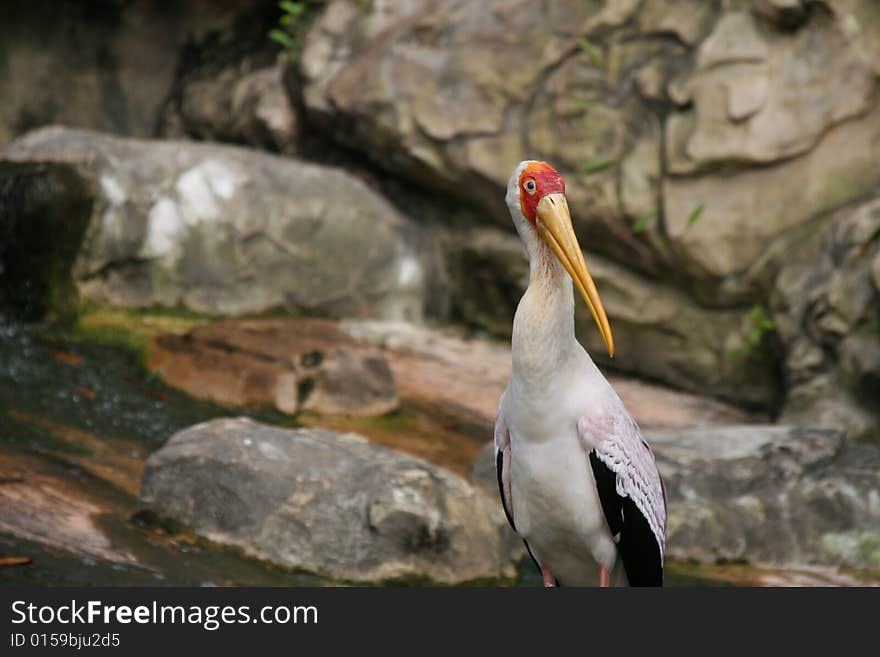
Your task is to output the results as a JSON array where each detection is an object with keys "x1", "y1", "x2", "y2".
[
  {"x1": 540, "y1": 564, "x2": 557, "y2": 587},
  {"x1": 599, "y1": 565, "x2": 610, "y2": 588}
]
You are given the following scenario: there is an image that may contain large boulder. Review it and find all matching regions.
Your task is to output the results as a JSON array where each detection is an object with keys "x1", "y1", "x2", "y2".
[
  {"x1": 471, "y1": 424, "x2": 880, "y2": 571},
  {"x1": 2, "y1": 127, "x2": 429, "y2": 319},
  {"x1": 140, "y1": 417, "x2": 517, "y2": 583}
]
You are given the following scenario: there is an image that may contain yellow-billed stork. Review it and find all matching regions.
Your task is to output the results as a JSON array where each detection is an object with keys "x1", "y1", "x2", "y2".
[{"x1": 494, "y1": 161, "x2": 667, "y2": 587}]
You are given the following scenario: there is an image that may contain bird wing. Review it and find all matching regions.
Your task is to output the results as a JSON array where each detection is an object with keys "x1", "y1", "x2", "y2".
[
  {"x1": 579, "y1": 406, "x2": 666, "y2": 586},
  {"x1": 493, "y1": 407, "x2": 516, "y2": 532},
  {"x1": 494, "y1": 401, "x2": 544, "y2": 574}
]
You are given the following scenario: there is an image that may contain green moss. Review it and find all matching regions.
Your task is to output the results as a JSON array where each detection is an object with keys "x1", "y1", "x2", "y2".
[{"x1": 67, "y1": 302, "x2": 210, "y2": 352}]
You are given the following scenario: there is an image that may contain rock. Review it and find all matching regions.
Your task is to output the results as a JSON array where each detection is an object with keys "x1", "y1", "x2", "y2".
[
  {"x1": 301, "y1": 0, "x2": 880, "y2": 303},
  {"x1": 663, "y1": 101, "x2": 880, "y2": 298},
  {"x1": 771, "y1": 193, "x2": 880, "y2": 440},
  {"x1": 140, "y1": 417, "x2": 518, "y2": 583},
  {"x1": 0, "y1": 0, "x2": 279, "y2": 149},
  {"x1": 145, "y1": 318, "x2": 398, "y2": 417},
  {"x1": 443, "y1": 228, "x2": 528, "y2": 338},
  {"x1": 2, "y1": 127, "x2": 428, "y2": 319},
  {"x1": 650, "y1": 425, "x2": 880, "y2": 570},
  {"x1": 342, "y1": 320, "x2": 758, "y2": 431},
  {"x1": 161, "y1": 58, "x2": 298, "y2": 155},
  {"x1": 659, "y1": 6, "x2": 880, "y2": 298},
  {"x1": 752, "y1": 0, "x2": 809, "y2": 30},
  {"x1": 300, "y1": 0, "x2": 672, "y2": 248},
  {"x1": 472, "y1": 425, "x2": 880, "y2": 570},
  {"x1": 676, "y1": 10, "x2": 874, "y2": 170},
  {"x1": 577, "y1": 254, "x2": 782, "y2": 410},
  {"x1": 638, "y1": 0, "x2": 719, "y2": 46}
]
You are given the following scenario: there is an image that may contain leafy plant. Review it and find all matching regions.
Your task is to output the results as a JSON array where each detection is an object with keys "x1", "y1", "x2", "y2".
[
  {"x1": 580, "y1": 157, "x2": 613, "y2": 181},
  {"x1": 268, "y1": 1, "x2": 308, "y2": 59},
  {"x1": 578, "y1": 36, "x2": 603, "y2": 67},
  {"x1": 726, "y1": 305, "x2": 776, "y2": 360},
  {"x1": 632, "y1": 212, "x2": 653, "y2": 233},
  {"x1": 686, "y1": 202, "x2": 705, "y2": 227}
]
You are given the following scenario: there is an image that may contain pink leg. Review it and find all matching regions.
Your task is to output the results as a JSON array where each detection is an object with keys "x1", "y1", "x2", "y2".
[
  {"x1": 599, "y1": 565, "x2": 610, "y2": 588},
  {"x1": 541, "y1": 564, "x2": 557, "y2": 587}
]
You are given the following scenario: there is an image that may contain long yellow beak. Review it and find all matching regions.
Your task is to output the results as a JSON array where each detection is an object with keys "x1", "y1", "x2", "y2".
[{"x1": 536, "y1": 193, "x2": 614, "y2": 357}]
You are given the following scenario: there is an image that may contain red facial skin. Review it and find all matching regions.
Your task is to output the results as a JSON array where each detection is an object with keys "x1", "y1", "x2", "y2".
[{"x1": 518, "y1": 162, "x2": 566, "y2": 225}]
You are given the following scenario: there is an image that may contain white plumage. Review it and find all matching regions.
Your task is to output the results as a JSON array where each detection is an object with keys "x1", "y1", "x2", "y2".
[{"x1": 494, "y1": 161, "x2": 666, "y2": 587}]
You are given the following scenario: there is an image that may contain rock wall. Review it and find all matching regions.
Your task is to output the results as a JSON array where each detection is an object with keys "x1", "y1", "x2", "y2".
[
  {"x1": 299, "y1": 0, "x2": 879, "y2": 427},
  {"x1": 1, "y1": 0, "x2": 879, "y2": 433},
  {"x1": 0, "y1": 0, "x2": 280, "y2": 149}
]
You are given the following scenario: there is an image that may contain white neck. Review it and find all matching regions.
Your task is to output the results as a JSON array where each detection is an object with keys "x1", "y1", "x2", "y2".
[{"x1": 511, "y1": 241, "x2": 580, "y2": 390}]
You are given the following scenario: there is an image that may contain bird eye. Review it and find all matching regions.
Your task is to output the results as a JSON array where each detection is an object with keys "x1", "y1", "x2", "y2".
[{"x1": 524, "y1": 180, "x2": 536, "y2": 195}]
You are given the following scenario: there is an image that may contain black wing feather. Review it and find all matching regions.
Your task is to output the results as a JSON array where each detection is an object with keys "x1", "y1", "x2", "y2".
[
  {"x1": 497, "y1": 450, "x2": 543, "y2": 577},
  {"x1": 496, "y1": 450, "x2": 516, "y2": 532},
  {"x1": 589, "y1": 451, "x2": 663, "y2": 586}
]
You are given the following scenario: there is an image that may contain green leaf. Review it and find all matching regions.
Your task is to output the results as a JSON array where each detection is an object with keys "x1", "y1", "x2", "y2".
[
  {"x1": 578, "y1": 36, "x2": 603, "y2": 67},
  {"x1": 725, "y1": 347, "x2": 745, "y2": 360},
  {"x1": 280, "y1": 14, "x2": 293, "y2": 26},
  {"x1": 686, "y1": 202, "x2": 705, "y2": 227},
  {"x1": 279, "y1": 0, "x2": 305, "y2": 15},
  {"x1": 268, "y1": 29, "x2": 295, "y2": 49},
  {"x1": 632, "y1": 213, "x2": 652, "y2": 233},
  {"x1": 580, "y1": 157, "x2": 613, "y2": 177}
]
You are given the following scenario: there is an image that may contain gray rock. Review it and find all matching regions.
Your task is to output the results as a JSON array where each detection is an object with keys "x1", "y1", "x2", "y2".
[
  {"x1": 0, "y1": 0, "x2": 278, "y2": 149},
  {"x1": 162, "y1": 58, "x2": 298, "y2": 155},
  {"x1": 472, "y1": 425, "x2": 880, "y2": 570},
  {"x1": 2, "y1": 127, "x2": 428, "y2": 320},
  {"x1": 140, "y1": 417, "x2": 518, "y2": 583},
  {"x1": 576, "y1": 254, "x2": 782, "y2": 410},
  {"x1": 771, "y1": 193, "x2": 880, "y2": 440},
  {"x1": 651, "y1": 425, "x2": 880, "y2": 569},
  {"x1": 661, "y1": 6, "x2": 880, "y2": 298}
]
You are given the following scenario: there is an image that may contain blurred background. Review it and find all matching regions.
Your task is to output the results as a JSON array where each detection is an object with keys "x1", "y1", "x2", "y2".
[{"x1": 1, "y1": 0, "x2": 878, "y2": 586}]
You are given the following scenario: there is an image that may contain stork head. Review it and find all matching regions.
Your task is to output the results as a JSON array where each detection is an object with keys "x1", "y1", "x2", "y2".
[{"x1": 505, "y1": 160, "x2": 614, "y2": 357}]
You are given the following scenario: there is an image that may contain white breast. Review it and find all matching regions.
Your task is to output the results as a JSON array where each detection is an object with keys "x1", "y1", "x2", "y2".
[{"x1": 507, "y1": 414, "x2": 620, "y2": 586}]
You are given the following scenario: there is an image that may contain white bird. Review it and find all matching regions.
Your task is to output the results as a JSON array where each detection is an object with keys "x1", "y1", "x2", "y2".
[{"x1": 494, "y1": 161, "x2": 667, "y2": 587}]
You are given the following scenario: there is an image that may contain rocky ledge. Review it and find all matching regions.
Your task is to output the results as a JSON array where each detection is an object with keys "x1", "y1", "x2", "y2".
[
  {"x1": 145, "y1": 318, "x2": 398, "y2": 417},
  {"x1": 473, "y1": 425, "x2": 880, "y2": 572}
]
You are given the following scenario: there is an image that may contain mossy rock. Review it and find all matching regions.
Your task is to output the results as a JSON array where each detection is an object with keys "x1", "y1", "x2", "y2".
[{"x1": 0, "y1": 161, "x2": 93, "y2": 322}]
